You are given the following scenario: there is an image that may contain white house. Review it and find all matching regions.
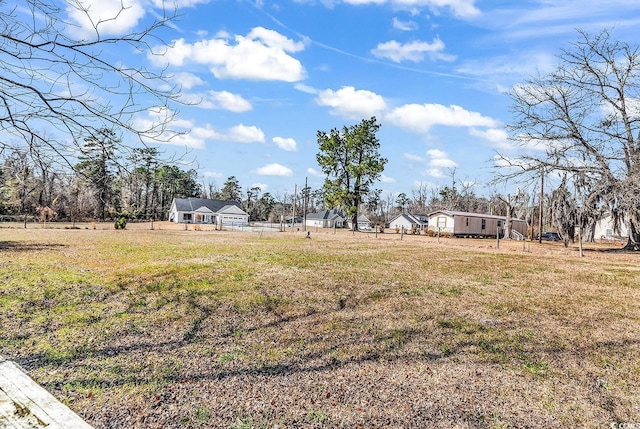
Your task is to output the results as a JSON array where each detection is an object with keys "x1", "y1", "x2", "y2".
[
  {"x1": 305, "y1": 209, "x2": 345, "y2": 229},
  {"x1": 427, "y1": 210, "x2": 527, "y2": 238},
  {"x1": 169, "y1": 198, "x2": 249, "y2": 226},
  {"x1": 387, "y1": 213, "x2": 429, "y2": 232},
  {"x1": 593, "y1": 215, "x2": 630, "y2": 240},
  {"x1": 346, "y1": 214, "x2": 372, "y2": 230}
]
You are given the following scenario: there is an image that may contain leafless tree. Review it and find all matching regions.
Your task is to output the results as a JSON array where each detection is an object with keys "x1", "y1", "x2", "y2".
[
  {"x1": 497, "y1": 191, "x2": 525, "y2": 240},
  {"x1": 0, "y1": 0, "x2": 181, "y2": 165},
  {"x1": 411, "y1": 182, "x2": 430, "y2": 214},
  {"x1": 497, "y1": 29, "x2": 640, "y2": 249}
]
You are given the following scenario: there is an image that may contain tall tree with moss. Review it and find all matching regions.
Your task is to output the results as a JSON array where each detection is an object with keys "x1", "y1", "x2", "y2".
[
  {"x1": 498, "y1": 29, "x2": 640, "y2": 250},
  {"x1": 316, "y1": 117, "x2": 387, "y2": 231}
]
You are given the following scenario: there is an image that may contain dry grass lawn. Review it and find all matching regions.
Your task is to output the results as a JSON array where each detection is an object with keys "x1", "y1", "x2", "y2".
[{"x1": 0, "y1": 223, "x2": 639, "y2": 428}]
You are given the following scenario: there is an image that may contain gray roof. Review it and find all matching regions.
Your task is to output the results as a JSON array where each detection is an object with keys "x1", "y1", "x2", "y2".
[
  {"x1": 389, "y1": 213, "x2": 429, "y2": 225},
  {"x1": 353, "y1": 214, "x2": 370, "y2": 222},
  {"x1": 306, "y1": 209, "x2": 345, "y2": 220},
  {"x1": 173, "y1": 198, "x2": 242, "y2": 213}
]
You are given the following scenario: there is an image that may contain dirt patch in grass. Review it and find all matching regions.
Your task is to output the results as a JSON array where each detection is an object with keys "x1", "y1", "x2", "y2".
[{"x1": 0, "y1": 225, "x2": 638, "y2": 428}]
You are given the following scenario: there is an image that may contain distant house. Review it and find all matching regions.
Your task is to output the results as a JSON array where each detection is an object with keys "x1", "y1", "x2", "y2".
[
  {"x1": 387, "y1": 213, "x2": 429, "y2": 232},
  {"x1": 169, "y1": 197, "x2": 249, "y2": 226},
  {"x1": 346, "y1": 214, "x2": 371, "y2": 231},
  {"x1": 427, "y1": 210, "x2": 527, "y2": 238},
  {"x1": 284, "y1": 216, "x2": 304, "y2": 225},
  {"x1": 305, "y1": 209, "x2": 345, "y2": 229},
  {"x1": 593, "y1": 215, "x2": 630, "y2": 240}
]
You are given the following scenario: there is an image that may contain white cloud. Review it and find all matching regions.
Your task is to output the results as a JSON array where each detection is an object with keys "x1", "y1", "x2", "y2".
[
  {"x1": 294, "y1": 83, "x2": 319, "y2": 94},
  {"x1": 222, "y1": 124, "x2": 265, "y2": 143},
  {"x1": 392, "y1": 17, "x2": 418, "y2": 31},
  {"x1": 424, "y1": 149, "x2": 457, "y2": 178},
  {"x1": 380, "y1": 174, "x2": 396, "y2": 183},
  {"x1": 341, "y1": 0, "x2": 480, "y2": 18},
  {"x1": 316, "y1": 86, "x2": 387, "y2": 119},
  {"x1": 344, "y1": 0, "x2": 386, "y2": 4},
  {"x1": 426, "y1": 168, "x2": 446, "y2": 178},
  {"x1": 273, "y1": 136, "x2": 298, "y2": 151},
  {"x1": 427, "y1": 149, "x2": 457, "y2": 168},
  {"x1": 160, "y1": 127, "x2": 209, "y2": 149},
  {"x1": 66, "y1": 0, "x2": 145, "y2": 38},
  {"x1": 469, "y1": 127, "x2": 510, "y2": 149},
  {"x1": 133, "y1": 107, "x2": 192, "y2": 140},
  {"x1": 386, "y1": 103, "x2": 499, "y2": 134},
  {"x1": 493, "y1": 154, "x2": 538, "y2": 170},
  {"x1": 207, "y1": 90, "x2": 252, "y2": 112},
  {"x1": 511, "y1": 135, "x2": 559, "y2": 152},
  {"x1": 179, "y1": 90, "x2": 252, "y2": 112},
  {"x1": 254, "y1": 163, "x2": 293, "y2": 176},
  {"x1": 169, "y1": 72, "x2": 204, "y2": 90},
  {"x1": 152, "y1": 27, "x2": 306, "y2": 82},
  {"x1": 151, "y1": 0, "x2": 211, "y2": 7},
  {"x1": 133, "y1": 108, "x2": 265, "y2": 148},
  {"x1": 307, "y1": 167, "x2": 324, "y2": 177},
  {"x1": 203, "y1": 171, "x2": 223, "y2": 178},
  {"x1": 456, "y1": 52, "x2": 556, "y2": 84},
  {"x1": 371, "y1": 38, "x2": 455, "y2": 63},
  {"x1": 169, "y1": 124, "x2": 264, "y2": 148},
  {"x1": 251, "y1": 182, "x2": 269, "y2": 191},
  {"x1": 404, "y1": 153, "x2": 425, "y2": 162}
]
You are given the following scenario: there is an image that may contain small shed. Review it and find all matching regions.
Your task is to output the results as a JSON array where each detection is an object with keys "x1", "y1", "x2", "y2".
[{"x1": 427, "y1": 210, "x2": 527, "y2": 238}]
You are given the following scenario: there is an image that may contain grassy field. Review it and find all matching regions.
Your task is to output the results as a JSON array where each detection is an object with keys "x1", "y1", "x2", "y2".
[{"x1": 0, "y1": 224, "x2": 638, "y2": 428}]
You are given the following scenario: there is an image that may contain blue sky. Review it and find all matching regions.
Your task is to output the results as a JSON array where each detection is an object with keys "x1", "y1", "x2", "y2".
[{"x1": 60, "y1": 0, "x2": 640, "y2": 198}]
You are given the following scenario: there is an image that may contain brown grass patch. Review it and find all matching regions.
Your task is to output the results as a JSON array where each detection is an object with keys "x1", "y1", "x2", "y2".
[{"x1": 0, "y1": 224, "x2": 638, "y2": 428}]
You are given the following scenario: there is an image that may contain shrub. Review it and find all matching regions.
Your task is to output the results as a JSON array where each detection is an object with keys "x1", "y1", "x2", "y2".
[{"x1": 114, "y1": 216, "x2": 127, "y2": 230}]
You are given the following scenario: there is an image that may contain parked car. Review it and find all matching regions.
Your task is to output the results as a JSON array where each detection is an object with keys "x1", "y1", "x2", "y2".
[{"x1": 534, "y1": 232, "x2": 561, "y2": 241}]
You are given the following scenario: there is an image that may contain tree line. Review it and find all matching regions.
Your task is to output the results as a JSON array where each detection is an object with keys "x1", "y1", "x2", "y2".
[
  {"x1": 1, "y1": 3, "x2": 638, "y2": 247},
  {"x1": 0, "y1": 123, "x2": 620, "y2": 244},
  {"x1": 0, "y1": 131, "x2": 200, "y2": 222}
]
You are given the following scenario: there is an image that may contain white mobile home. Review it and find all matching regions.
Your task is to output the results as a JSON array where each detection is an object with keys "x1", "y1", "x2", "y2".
[
  {"x1": 593, "y1": 215, "x2": 630, "y2": 241},
  {"x1": 427, "y1": 210, "x2": 527, "y2": 238}
]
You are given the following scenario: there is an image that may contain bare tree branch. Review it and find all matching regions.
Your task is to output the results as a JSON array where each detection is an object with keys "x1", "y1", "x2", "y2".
[{"x1": 497, "y1": 29, "x2": 640, "y2": 248}]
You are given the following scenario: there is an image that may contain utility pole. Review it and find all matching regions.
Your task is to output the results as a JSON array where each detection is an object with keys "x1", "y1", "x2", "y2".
[
  {"x1": 303, "y1": 176, "x2": 308, "y2": 232},
  {"x1": 292, "y1": 184, "x2": 297, "y2": 232},
  {"x1": 538, "y1": 167, "x2": 544, "y2": 244}
]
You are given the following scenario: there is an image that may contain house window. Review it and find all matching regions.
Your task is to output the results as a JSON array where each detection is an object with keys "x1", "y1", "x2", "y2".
[
  {"x1": 437, "y1": 217, "x2": 446, "y2": 228},
  {"x1": 481, "y1": 219, "x2": 486, "y2": 230},
  {"x1": 497, "y1": 221, "x2": 502, "y2": 227},
  {"x1": 183, "y1": 213, "x2": 192, "y2": 222}
]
